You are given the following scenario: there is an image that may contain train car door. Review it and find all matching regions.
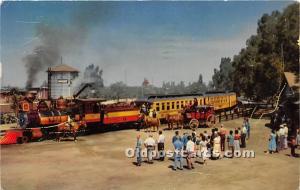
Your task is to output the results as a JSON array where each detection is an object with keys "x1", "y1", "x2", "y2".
[{"x1": 100, "y1": 105, "x2": 105, "y2": 124}]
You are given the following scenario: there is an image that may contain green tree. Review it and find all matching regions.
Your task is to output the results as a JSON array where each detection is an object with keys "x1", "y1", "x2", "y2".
[
  {"x1": 212, "y1": 57, "x2": 234, "y2": 91},
  {"x1": 214, "y1": 3, "x2": 299, "y2": 100}
]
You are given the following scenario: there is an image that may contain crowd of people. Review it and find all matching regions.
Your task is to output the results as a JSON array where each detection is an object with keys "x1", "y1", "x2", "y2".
[
  {"x1": 134, "y1": 117, "x2": 251, "y2": 170},
  {"x1": 268, "y1": 124, "x2": 300, "y2": 157}
]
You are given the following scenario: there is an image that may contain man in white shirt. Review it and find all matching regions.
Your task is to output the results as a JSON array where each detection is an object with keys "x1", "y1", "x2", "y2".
[
  {"x1": 144, "y1": 134, "x2": 156, "y2": 163},
  {"x1": 186, "y1": 136, "x2": 195, "y2": 169},
  {"x1": 241, "y1": 125, "x2": 247, "y2": 148},
  {"x1": 278, "y1": 125, "x2": 285, "y2": 151},
  {"x1": 157, "y1": 131, "x2": 165, "y2": 161}
]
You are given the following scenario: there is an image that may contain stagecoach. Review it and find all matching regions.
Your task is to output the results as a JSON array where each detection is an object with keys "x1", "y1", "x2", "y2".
[{"x1": 183, "y1": 105, "x2": 216, "y2": 129}]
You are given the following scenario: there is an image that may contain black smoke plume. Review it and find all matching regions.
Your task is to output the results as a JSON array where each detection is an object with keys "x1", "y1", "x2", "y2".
[{"x1": 24, "y1": 2, "x2": 114, "y2": 88}]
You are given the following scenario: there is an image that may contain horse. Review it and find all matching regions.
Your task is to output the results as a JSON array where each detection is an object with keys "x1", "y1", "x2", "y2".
[
  {"x1": 56, "y1": 120, "x2": 87, "y2": 142},
  {"x1": 166, "y1": 113, "x2": 184, "y2": 130},
  {"x1": 140, "y1": 113, "x2": 160, "y2": 132}
]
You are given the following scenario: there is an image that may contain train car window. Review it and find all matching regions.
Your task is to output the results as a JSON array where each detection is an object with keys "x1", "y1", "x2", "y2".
[
  {"x1": 162, "y1": 103, "x2": 165, "y2": 110},
  {"x1": 156, "y1": 103, "x2": 160, "y2": 112},
  {"x1": 52, "y1": 110, "x2": 60, "y2": 116},
  {"x1": 93, "y1": 103, "x2": 99, "y2": 113},
  {"x1": 181, "y1": 101, "x2": 184, "y2": 108},
  {"x1": 171, "y1": 102, "x2": 174, "y2": 109},
  {"x1": 167, "y1": 102, "x2": 170, "y2": 110},
  {"x1": 176, "y1": 101, "x2": 179, "y2": 109},
  {"x1": 85, "y1": 104, "x2": 92, "y2": 113},
  {"x1": 40, "y1": 110, "x2": 53, "y2": 117}
]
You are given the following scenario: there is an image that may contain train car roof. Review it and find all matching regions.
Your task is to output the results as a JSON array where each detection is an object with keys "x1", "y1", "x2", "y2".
[
  {"x1": 75, "y1": 98, "x2": 106, "y2": 102},
  {"x1": 203, "y1": 92, "x2": 236, "y2": 96},
  {"x1": 146, "y1": 92, "x2": 235, "y2": 100},
  {"x1": 147, "y1": 93, "x2": 203, "y2": 99}
]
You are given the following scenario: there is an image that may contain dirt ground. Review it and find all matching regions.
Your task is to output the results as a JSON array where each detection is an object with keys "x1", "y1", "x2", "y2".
[{"x1": 1, "y1": 118, "x2": 299, "y2": 190}]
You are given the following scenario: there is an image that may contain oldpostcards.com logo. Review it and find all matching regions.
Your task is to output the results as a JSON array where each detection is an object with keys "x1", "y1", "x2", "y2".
[{"x1": 125, "y1": 148, "x2": 256, "y2": 158}]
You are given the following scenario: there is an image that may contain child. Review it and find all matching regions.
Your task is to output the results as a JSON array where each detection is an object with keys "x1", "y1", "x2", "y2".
[{"x1": 268, "y1": 130, "x2": 277, "y2": 154}]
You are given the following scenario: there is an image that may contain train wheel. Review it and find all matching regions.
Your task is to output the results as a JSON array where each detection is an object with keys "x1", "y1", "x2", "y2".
[
  {"x1": 206, "y1": 114, "x2": 216, "y2": 128},
  {"x1": 17, "y1": 137, "x2": 23, "y2": 144},
  {"x1": 189, "y1": 119, "x2": 199, "y2": 130},
  {"x1": 22, "y1": 136, "x2": 30, "y2": 143}
]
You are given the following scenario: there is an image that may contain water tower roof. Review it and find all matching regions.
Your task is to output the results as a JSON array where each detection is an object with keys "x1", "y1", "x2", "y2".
[{"x1": 47, "y1": 64, "x2": 79, "y2": 73}]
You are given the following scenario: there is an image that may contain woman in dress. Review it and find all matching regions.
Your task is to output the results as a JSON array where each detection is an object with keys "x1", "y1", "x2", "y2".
[
  {"x1": 200, "y1": 136, "x2": 208, "y2": 164},
  {"x1": 234, "y1": 130, "x2": 241, "y2": 155},
  {"x1": 213, "y1": 133, "x2": 221, "y2": 159},
  {"x1": 268, "y1": 130, "x2": 277, "y2": 154}
]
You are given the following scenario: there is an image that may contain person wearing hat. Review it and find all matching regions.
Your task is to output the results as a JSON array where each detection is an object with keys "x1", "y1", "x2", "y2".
[
  {"x1": 141, "y1": 104, "x2": 147, "y2": 115},
  {"x1": 278, "y1": 125, "x2": 285, "y2": 151}
]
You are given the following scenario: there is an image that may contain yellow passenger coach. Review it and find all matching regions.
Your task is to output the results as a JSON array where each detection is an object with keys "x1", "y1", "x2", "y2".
[{"x1": 146, "y1": 92, "x2": 237, "y2": 119}]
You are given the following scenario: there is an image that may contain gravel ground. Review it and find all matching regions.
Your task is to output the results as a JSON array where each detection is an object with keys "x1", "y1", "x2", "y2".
[{"x1": 1, "y1": 118, "x2": 299, "y2": 190}]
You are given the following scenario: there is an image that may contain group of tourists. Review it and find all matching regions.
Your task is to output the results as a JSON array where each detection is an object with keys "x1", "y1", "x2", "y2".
[
  {"x1": 135, "y1": 131, "x2": 165, "y2": 166},
  {"x1": 268, "y1": 124, "x2": 300, "y2": 157},
  {"x1": 134, "y1": 117, "x2": 251, "y2": 170}
]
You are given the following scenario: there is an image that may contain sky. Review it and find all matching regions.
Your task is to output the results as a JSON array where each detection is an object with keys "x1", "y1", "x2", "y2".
[{"x1": 0, "y1": 1, "x2": 294, "y2": 88}]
